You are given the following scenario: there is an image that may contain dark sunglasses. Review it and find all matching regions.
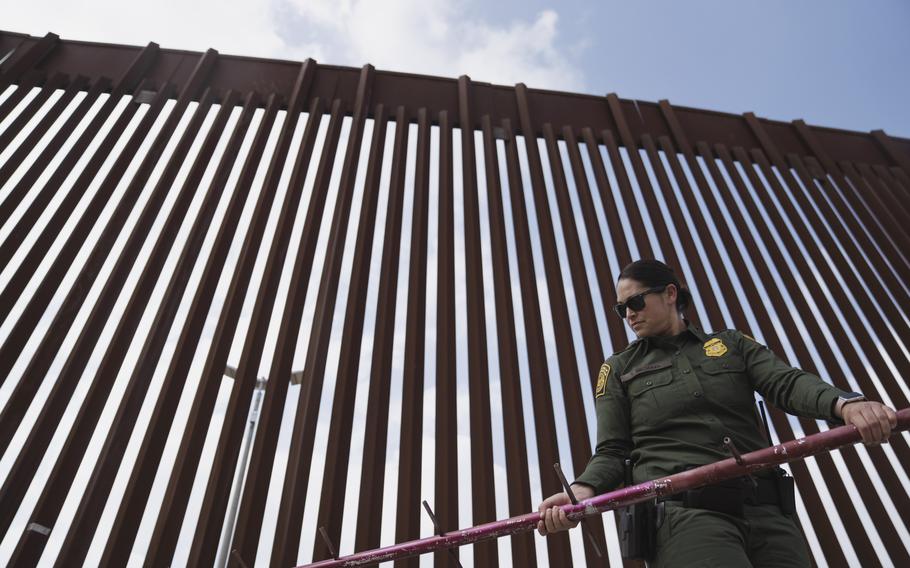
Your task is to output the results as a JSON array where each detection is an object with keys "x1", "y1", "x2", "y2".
[{"x1": 613, "y1": 286, "x2": 667, "y2": 319}]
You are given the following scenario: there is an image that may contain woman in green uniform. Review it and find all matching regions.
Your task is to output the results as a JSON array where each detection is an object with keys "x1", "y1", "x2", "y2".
[{"x1": 536, "y1": 259, "x2": 897, "y2": 567}]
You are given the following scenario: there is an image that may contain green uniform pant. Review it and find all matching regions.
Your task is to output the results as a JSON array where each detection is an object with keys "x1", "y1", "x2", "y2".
[{"x1": 650, "y1": 502, "x2": 811, "y2": 568}]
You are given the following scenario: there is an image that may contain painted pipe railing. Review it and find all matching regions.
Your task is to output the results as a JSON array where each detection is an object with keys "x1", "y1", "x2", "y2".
[{"x1": 298, "y1": 407, "x2": 910, "y2": 567}]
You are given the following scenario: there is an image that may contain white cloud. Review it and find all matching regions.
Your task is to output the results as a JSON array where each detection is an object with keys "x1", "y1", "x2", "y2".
[
  {"x1": 278, "y1": 0, "x2": 583, "y2": 90},
  {"x1": 6, "y1": 0, "x2": 293, "y2": 59},
  {"x1": 6, "y1": 0, "x2": 584, "y2": 91}
]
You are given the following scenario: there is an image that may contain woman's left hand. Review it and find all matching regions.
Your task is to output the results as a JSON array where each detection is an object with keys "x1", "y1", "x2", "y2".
[{"x1": 838, "y1": 401, "x2": 898, "y2": 445}]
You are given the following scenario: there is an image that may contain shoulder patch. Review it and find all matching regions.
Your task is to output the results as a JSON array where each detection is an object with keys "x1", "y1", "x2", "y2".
[
  {"x1": 595, "y1": 363, "x2": 611, "y2": 398},
  {"x1": 703, "y1": 338, "x2": 728, "y2": 357}
]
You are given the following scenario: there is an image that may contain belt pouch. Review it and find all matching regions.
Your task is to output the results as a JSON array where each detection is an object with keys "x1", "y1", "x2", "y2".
[{"x1": 776, "y1": 473, "x2": 796, "y2": 515}]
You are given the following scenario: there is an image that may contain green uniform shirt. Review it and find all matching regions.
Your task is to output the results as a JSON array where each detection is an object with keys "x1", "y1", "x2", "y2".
[{"x1": 574, "y1": 323, "x2": 848, "y2": 493}]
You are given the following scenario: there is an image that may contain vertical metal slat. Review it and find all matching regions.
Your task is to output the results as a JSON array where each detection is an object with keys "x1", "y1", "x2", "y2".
[
  {"x1": 148, "y1": 60, "x2": 318, "y2": 566},
  {"x1": 500, "y1": 112, "x2": 573, "y2": 567},
  {"x1": 225, "y1": 93, "x2": 334, "y2": 565},
  {"x1": 141, "y1": 66, "x2": 322, "y2": 566},
  {"x1": 792, "y1": 120, "x2": 910, "y2": 283},
  {"x1": 432, "y1": 108, "x2": 460, "y2": 568},
  {"x1": 6, "y1": 77, "x2": 218, "y2": 566},
  {"x1": 98, "y1": 92, "x2": 282, "y2": 565},
  {"x1": 839, "y1": 160, "x2": 910, "y2": 250},
  {"x1": 0, "y1": 74, "x2": 98, "y2": 209},
  {"x1": 0, "y1": 72, "x2": 71, "y2": 153},
  {"x1": 0, "y1": 42, "x2": 158, "y2": 274},
  {"x1": 186, "y1": 64, "x2": 334, "y2": 568},
  {"x1": 345, "y1": 103, "x2": 394, "y2": 555},
  {"x1": 278, "y1": 65, "x2": 374, "y2": 564},
  {"x1": 263, "y1": 67, "x2": 375, "y2": 567},
  {"x1": 730, "y1": 144, "x2": 890, "y2": 565},
  {"x1": 481, "y1": 114, "x2": 536, "y2": 567},
  {"x1": 708, "y1": 142, "x2": 853, "y2": 567},
  {"x1": 457, "y1": 75, "x2": 499, "y2": 568},
  {"x1": 0, "y1": 81, "x2": 174, "y2": 534},
  {"x1": 606, "y1": 95, "x2": 686, "y2": 276},
  {"x1": 55, "y1": 89, "x2": 246, "y2": 564},
  {"x1": 387, "y1": 105, "x2": 431, "y2": 566},
  {"x1": 580, "y1": 128, "x2": 634, "y2": 271},
  {"x1": 561, "y1": 126, "x2": 627, "y2": 349}
]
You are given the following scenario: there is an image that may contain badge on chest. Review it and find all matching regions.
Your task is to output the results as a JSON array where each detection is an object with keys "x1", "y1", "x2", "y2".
[{"x1": 703, "y1": 338, "x2": 728, "y2": 357}]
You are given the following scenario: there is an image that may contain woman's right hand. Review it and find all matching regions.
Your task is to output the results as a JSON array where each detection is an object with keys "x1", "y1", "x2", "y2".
[{"x1": 536, "y1": 484, "x2": 595, "y2": 536}]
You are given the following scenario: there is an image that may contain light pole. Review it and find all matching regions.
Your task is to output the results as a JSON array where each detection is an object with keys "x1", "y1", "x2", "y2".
[{"x1": 216, "y1": 366, "x2": 304, "y2": 568}]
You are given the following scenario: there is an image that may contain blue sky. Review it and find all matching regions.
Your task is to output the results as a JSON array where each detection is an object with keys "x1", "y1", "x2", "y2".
[
  {"x1": 464, "y1": 0, "x2": 910, "y2": 137},
  {"x1": 5, "y1": 0, "x2": 909, "y2": 136}
]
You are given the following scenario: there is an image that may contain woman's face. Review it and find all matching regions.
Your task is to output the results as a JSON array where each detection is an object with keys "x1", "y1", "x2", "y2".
[{"x1": 615, "y1": 278, "x2": 678, "y2": 337}]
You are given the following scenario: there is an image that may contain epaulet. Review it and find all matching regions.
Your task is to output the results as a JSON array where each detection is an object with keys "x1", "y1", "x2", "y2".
[
  {"x1": 611, "y1": 338, "x2": 643, "y2": 362},
  {"x1": 718, "y1": 328, "x2": 760, "y2": 342},
  {"x1": 611, "y1": 339, "x2": 645, "y2": 372},
  {"x1": 708, "y1": 328, "x2": 735, "y2": 337},
  {"x1": 737, "y1": 330, "x2": 766, "y2": 348},
  {"x1": 715, "y1": 329, "x2": 765, "y2": 351},
  {"x1": 704, "y1": 329, "x2": 748, "y2": 342}
]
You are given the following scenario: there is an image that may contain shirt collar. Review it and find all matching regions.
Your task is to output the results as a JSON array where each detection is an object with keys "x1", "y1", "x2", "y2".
[
  {"x1": 636, "y1": 319, "x2": 707, "y2": 347},
  {"x1": 684, "y1": 320, "x2": 710, "y2": 342},
  {"x1": 622, "y1": 320, "x2": 709, "y2": 368}
]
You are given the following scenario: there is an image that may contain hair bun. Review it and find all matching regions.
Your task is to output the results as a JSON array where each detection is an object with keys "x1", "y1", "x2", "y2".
[
  {"x1": 619, "y1": 259, "x2": 692, "y2": 313},
  {"x1": 676, "y1": 286, "x2": 692, "y2": 311}
]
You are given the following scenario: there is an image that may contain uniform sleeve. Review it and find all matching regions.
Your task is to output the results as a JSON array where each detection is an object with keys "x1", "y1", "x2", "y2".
[
  {"x1": 573, "y1": 356, "x2": 631, "y2": 494},
  {"x1": 735, "y1": 331, "x2": 847, "y2": 421}
]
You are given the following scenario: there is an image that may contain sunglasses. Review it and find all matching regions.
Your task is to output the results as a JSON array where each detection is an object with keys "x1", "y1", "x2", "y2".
[{"x1": 613, "y1": 286, "x2": 667, "y2": 319}]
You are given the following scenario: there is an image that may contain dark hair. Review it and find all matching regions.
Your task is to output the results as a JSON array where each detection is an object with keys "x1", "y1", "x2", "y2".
[{"x1": 618, "y1": 259, "x2": 692, "y2": 313}]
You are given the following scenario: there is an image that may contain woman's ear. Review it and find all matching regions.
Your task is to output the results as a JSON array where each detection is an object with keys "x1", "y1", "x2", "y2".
[{"x1": 665, "y1": 283, "x2": 678, "y2": 305}]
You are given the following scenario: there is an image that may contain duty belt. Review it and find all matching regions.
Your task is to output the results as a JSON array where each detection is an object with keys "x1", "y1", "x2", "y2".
[{"x1": 659, "y1": 475, "x2": 784, "y2": 516}]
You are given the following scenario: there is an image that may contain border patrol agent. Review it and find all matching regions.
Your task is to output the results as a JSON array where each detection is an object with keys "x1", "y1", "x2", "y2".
[{"x1": 537, "y1": 260, "x2": 898, "y2": 567}]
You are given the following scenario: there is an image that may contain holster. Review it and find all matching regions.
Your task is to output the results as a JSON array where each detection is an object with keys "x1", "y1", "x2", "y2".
[{"x1": 619, "y1": 500, "x2": 660, "y2": 561}]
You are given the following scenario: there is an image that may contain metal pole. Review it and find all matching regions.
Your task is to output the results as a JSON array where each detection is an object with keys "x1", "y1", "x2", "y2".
[
  {"x1": 215, "y1": 375, "x2": 264, "y2": 567},
  {"x1": 216, "y1": 369, "x2": 303, "y2": 566},
  {"x1": 298, "y1": 408, "x2": 910, "y2": 568}
]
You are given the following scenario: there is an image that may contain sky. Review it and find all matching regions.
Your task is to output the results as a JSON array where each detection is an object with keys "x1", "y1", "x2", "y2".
[
  {"x1": 2, "y1": 1, "x2": 910, "y2": 567},
  {"x1": 3, "y1": 0, "x2": 909, "y2": 137}
]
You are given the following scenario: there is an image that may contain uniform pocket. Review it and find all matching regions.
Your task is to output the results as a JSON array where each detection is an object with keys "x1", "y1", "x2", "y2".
[
  {"x1": 627, "y1": 368, "x2": 685, "y2": 430},
  {"x1": 698, "y1": 355, "x2": 752, "y2": 409},
  {"x1": 622, "y1": 358, "x2": 673, "y2": 393},
  {"x1": 700, "y1": 355, "x2": 745, "y2": 375},
  {"x1": 628, "y1": 370, "x2": 674, "y2": 398},
  {"x1": 623, "y1": 359, "x2": 684, "y2": 430}
]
